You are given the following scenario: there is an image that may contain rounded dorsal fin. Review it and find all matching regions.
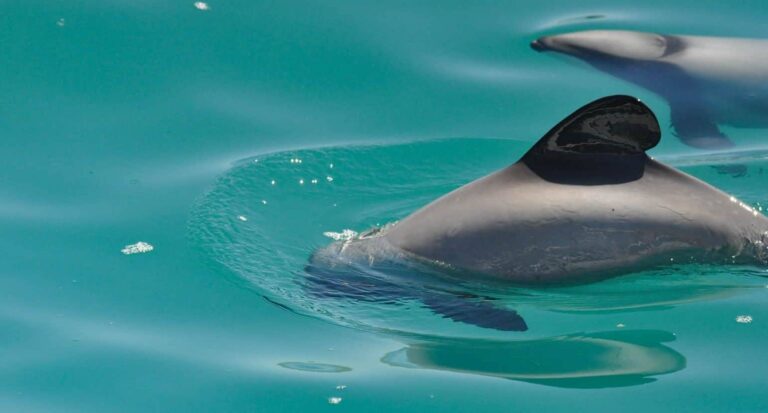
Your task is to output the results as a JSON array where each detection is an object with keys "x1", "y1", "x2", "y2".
[{"x1": 523, "y1": 95, "x2": 660, "y2": 159}]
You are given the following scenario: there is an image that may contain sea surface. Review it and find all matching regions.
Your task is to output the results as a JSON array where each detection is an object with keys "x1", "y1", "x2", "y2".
[{"x1": 3, "y1": 1, "x2": 768, "y2": 412}]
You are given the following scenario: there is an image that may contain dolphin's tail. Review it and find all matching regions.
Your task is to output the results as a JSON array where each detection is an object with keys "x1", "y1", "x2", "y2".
[{"x1": 421, "y1": 292, "x2": 528, "y2": 332}]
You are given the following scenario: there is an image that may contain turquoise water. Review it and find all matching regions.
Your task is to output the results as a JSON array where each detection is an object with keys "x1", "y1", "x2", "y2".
[{"x1": 4, "y1": 1, "x2": 768, "y2": 411}]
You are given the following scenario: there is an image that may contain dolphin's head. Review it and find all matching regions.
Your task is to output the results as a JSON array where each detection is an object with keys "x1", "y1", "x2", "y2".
[{"x1": 531, "y1": 30, "x2": 674, "y2": 61}]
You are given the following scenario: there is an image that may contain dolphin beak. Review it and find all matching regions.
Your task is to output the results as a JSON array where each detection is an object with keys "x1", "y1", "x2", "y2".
[{"x1": 530, "y1": 38, "x2": 549, "y2": 52}]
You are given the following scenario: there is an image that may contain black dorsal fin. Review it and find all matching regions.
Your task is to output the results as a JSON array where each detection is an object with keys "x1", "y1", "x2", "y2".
[
  {"x1": 523, "y1": 95, "x2": 660, "y2": 159},
  {"x1": 521, "y1": 96, "x2": 661, "y2": 185}
]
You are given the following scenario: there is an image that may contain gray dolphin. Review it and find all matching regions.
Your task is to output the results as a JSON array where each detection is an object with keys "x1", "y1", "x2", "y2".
[
  {"x1": 307, "y1": 96, "x2": 768, "y2": 331},
  {"x1": 321, "y1": 96, "x2": 768, "y2": 284},
  {"x1": 531, "y1": 30, "x2": 768, "y2": 149}
]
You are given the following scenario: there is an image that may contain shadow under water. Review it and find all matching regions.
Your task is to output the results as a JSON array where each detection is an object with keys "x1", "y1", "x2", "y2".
[{"x1": 382, "y1": 329, "x2": 685, "y2": 389}]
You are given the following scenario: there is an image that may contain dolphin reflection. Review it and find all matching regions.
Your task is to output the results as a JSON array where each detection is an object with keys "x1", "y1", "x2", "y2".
[{"x1": 382, "y1": 329, "x2": 685, "y2": 388}]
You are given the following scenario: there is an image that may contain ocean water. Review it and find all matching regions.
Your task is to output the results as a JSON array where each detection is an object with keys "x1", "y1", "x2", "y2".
[{"x1": 3, "y1": 1, "x2": 768, "y2": 412}]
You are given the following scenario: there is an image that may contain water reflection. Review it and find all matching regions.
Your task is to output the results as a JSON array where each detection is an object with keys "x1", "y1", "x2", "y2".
[{"x1": 382, "y1": 329, "x2": 685, "y2": 388}]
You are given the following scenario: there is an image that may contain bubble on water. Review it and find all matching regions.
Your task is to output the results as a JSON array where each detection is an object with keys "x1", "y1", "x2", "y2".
[
  {"x1": 326, "y1": 176, "x2": 334, "y2": 182},
  {"x1": 311, "y1": 179, "x2": 319, "y2": 184},
  {"x1": 121, "y1": 241, "x2": 154, "y2": 255},
  {"x1": 237, "y1": 215, "x2": 248, "y2": 222},
  {"x1": 328, "y1": 397, "x2": 343, "y2": 405},
  {"x1": 270, "y1": 180, "x2": 276, "y2": 185},
  {"x1": 336, "y1": 385, "x2": 347, "y2": 390},
  {"x1": 736, "y1": 315, "x2": 753, "y2": 324},
  {"x1": 261, "y1": 200, "x2": 268, "y2": 205},
  {"x1": 193, "y1": 2, "x2": 210, "y2": 10},
  {"x1": 299, "y1": 179, "x2": 305, "y2": 185},
  {"x1": 616, "y1": 323, "x2": 625, "y2": 328}
]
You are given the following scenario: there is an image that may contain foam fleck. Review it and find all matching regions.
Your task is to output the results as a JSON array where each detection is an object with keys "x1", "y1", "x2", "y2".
[
  {"x1": 736, "y1": 315, "x2": 753, "y2": 324},
  {"x1": 121, "y1": 242, "x2": 154, "y2": 255},
  {"x1": 323, "y1": 229, "x2": 358, "y2": 241}
]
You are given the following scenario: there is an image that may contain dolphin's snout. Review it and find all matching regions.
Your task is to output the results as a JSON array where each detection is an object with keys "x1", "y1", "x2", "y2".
[{"x1": 530, "y1": 38, "x2": 548, "y2": 52}]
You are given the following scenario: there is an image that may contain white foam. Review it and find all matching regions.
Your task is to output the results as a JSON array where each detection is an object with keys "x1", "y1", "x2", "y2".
[
  {"x1": 121, "y1": 242, "x2": 154, "y2": 255},
  {"x1": 736, "y1": 315, "x2": 753, "y2": 324},
  {"x1": 323, "y1": 229, "x2": 358, "y2": 241}
]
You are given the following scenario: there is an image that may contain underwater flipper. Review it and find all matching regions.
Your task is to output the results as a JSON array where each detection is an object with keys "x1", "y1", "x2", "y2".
[
  {"x1": 669, "y1": 102, "x2": 752, "y2": 177},
  {"x1": 421, "y1": 292, "x2": 528, "y2": 331},
  {"x1": 303, "y1": 260, "x2": 406, "y2": 304},
  {"x1": 667, "y1": 99, "x2": 752, "y2": 176},
  {"x1": 669, "y1": 99, "x2": 733, "y2": 149}
]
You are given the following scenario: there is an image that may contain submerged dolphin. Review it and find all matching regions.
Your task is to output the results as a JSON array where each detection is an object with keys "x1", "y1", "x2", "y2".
[
  {"x1": 531, "y1": 30, "x2": 768, "y2": 149},
  {"x1": 307, "y1": 95, "x2": 768, "y2": 330}
]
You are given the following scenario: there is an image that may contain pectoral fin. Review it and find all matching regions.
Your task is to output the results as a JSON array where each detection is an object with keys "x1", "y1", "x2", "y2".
[
  {"x1": 421, "y1": 293, "x2": 528, "y2": 331},
  {"x1": 669, "y1": 100, "x2": 733, "y2": 149}
]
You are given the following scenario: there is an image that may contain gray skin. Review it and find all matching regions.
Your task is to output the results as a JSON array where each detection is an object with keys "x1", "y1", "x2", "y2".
[
  {"x1": 306, "y1": 96, "x2": 768, "y2": 330},
  {"x1": 381, "y1": 96, "x2": 768, "y2": 284},
  {"x1": 531, "y1": 30, "x2": 768, "y2": 149}
]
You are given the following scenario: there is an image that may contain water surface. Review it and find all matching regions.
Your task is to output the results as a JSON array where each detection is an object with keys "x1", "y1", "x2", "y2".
[{"x1": 3, "y1": 1, "x2": 768, "y2": 411}]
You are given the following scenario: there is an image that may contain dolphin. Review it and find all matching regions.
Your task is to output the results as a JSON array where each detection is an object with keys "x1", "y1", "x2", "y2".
[
  {"x1": 306, "y1": 95, "x2": 768, "y2": 330},
  {"x1": 531, "y1": 30, "x2": 768, "y2": 149}
]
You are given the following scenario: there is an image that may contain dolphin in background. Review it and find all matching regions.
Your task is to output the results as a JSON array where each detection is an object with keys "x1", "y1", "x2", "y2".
[{"x1": 531, "y1": 30, "x2": 768, "y2": 149}]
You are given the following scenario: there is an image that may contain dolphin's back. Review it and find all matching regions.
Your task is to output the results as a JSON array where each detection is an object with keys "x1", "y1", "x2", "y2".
[
  {"x1": 385, "y1": 96, "x2": 768, "y2": 283},
  {"x1": 670, "y1": 35, "x2": 768, "y2": 84}
]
